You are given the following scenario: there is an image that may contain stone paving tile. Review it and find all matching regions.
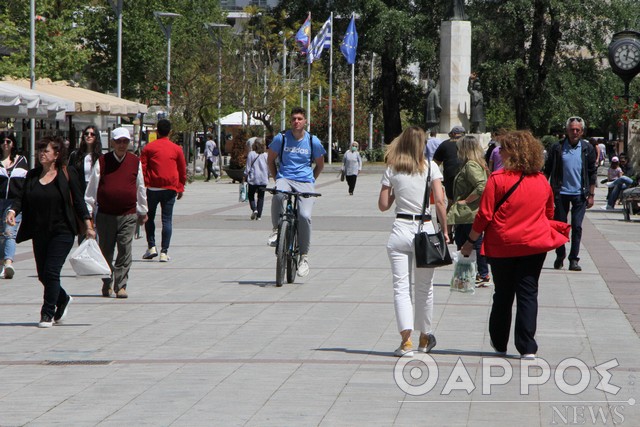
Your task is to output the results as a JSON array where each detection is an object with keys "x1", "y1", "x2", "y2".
[{"x1": 0, "y1": 172, "x2": 638, "y2": 426}]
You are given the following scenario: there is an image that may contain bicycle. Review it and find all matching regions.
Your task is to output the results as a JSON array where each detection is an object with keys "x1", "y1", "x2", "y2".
[{"x1": 266, "y1": 188, "x2": 321, "y2": 286}]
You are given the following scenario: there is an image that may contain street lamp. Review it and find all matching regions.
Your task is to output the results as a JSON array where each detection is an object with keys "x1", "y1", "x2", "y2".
[
  {"x1": 154, "y1": 11, "x2": 181, "y2": 115},
  {"x1": 205, "y1": 22, "x2": 230, "y2": 170}
]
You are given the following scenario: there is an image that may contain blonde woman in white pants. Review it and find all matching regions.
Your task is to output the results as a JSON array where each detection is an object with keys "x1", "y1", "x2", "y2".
[{"x1": 378, "y1": 126, "x2": 449, "y2": 357}]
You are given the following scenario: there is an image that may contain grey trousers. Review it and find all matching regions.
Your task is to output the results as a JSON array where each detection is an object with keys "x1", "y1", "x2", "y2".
[
  {"x1": 271, "y1": 178, "x2": 316, "y2": 255},
  {"x1": 96, "y1": 212, "x2": 137, "y2": 292}
]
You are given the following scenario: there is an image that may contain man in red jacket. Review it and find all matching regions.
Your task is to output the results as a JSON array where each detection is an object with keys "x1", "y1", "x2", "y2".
[{"x1": 140, "y1": 119, "x2": 187, "y2": 262}]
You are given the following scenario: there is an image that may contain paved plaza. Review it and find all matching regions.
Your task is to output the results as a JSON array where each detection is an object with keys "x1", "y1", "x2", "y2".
[{"x1": 0, "y1": 165, "x2": 639, "y2": 426}]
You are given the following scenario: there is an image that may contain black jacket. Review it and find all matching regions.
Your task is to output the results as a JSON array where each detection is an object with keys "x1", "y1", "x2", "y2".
[
  {"x1": 544, "y1": 138, "x2": 597, "y2": 198},
  {"x1": 0, "y1": 155, "x2": 28, "y2": 200},
  {"x1": 12, "y1": 166, "x2": 90, "y2": 243}
]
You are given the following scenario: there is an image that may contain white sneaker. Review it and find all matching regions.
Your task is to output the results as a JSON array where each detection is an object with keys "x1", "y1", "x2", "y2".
[
  {"x1": 251, "y1": 211, "x2": 258, "y2": 220},
  {"x1": 159, "y1": 252, "x2": 170, "y2": 262},
  {"x1": 297, "y1": 255, "x2": 310, "y2": 277},
  {"x1": 267, "y1": 229, "x2": 278, "y2": 247},
  {"x1": 143, "y1": 247, "x2": 158, "y2": 259},
  {"x1": 521, "y1": 354, "x2": 536, "y2": 361},
  {"x1": 3, "y1": 264, "x2": 15, "y2": 279}
]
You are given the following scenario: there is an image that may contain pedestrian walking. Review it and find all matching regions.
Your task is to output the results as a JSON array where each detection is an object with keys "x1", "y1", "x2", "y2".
[
  {"x1": 461, "y1": 130, "x2": 569, "y2": 360},
  {"x1": 204, "y1": 134, "x2": 219, "y2": 182},
  {"x1": 342, "y1": 141, "x2": 362, "y2": 195},
  {"x1": 68, "y1": 125, "x2": 102, "y2": 244},
  {"x1": 244, "y1": 138, "x2": 268, "y2": 220},
  {"x1": 85, "y1": 127, "x2": 148, "y2": 299},
  {"x1": 544, "y1": 116, "x2": 597, "y2": 271},
  {"x1": 140, "y1": 119, "x2": 187, "y2": 262},
  {"x1": 378, "y1": 126, "x2": 449, "y2": 357},
  {"x1": 7, "y1": 136, "x2": 95, "y2": 328},
  {"x1": 0, "y1": 132, "x2": 28, "y2": 279},
  {"x1": 447, "y1": 135, "x2": 491, "y2": 286}
]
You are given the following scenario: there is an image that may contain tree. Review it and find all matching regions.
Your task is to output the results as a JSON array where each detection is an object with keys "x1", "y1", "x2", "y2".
[{"x1": 470, "y1": 0, "x2": 637, "y2": 134}]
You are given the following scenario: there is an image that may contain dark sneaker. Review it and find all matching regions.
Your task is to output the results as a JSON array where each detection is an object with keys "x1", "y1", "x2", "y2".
[
  {"x1": 490, "y1": 339, "x2": 507, "y2": 356},
  {"x1": 568, "y1": 260, "x2": 582, "y2": 271},
  {"x1": 38, "y1": 314, "x2": 53, "y2": 328},
  {"x1": 553, "y1": 255, "x2": 565, "y2": 270},
  {"x1": 54, "y1": 295, "x2": 72, "y2": 324},
  {"x1": 102, "y1": 283, "x2": 113, "y2": 297}
]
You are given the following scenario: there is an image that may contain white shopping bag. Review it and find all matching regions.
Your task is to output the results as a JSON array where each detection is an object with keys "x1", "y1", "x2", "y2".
[
  {"x1": 450, "y1": 251, "x2": 477, "y2": 294},
  {"x1": 69, "y1": 238, "x2": 111, "y2": 276},
  {"x1": 239, "y1": 182, "x2": 248, "y2": 202}
]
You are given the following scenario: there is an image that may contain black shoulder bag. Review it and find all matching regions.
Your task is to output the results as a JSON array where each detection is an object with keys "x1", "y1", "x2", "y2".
[{"x1": 414, "y1": 163, "x2": 452, "y2": 268}]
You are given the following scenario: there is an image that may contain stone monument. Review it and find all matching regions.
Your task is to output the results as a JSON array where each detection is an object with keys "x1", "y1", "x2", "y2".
[
  {"x1": 424, "y1": 79, "x2": 442, "y2": 132},
  {"x1": 439, "y1": 0, "x2": 471, "y2": 133},
  {"x1": 468, "y1": 74, "x2": 486, "y2": 133}
]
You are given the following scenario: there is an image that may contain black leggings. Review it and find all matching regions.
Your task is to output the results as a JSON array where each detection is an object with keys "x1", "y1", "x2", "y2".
[
  {"x1": 346, "y1": 174, "x2": 357, "y2": 194},
  {"x1": 248, "y1": 184, "x2": 266, "y2": 217}
]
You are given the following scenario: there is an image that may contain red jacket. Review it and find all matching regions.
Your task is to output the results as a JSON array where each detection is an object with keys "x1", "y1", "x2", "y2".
[
  {"x1": 472, "y1": 170, "x2": 569, "y2": 258},
  {"x1": 140, "y1": 137, "x2": 187, "y2": 193}
]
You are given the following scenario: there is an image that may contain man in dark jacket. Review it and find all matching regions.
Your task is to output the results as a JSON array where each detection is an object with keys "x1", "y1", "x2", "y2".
[{"x1": 544, "y1": 116, "x2": 597, "y2": 271}]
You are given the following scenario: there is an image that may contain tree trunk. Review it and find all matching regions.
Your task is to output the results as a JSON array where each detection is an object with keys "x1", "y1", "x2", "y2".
[{"x1": 380, "y1": 54, "x2": 402, "y2": 143}]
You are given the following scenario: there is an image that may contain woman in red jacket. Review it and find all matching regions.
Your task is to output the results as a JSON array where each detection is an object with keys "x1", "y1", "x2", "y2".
[{"x1": 461, "y1": 131, "x2": 568, "y2": 360}]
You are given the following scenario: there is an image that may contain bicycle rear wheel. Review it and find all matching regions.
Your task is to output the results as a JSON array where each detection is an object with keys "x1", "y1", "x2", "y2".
[
  {"x1": 275, "y1": 221, "x2": 290, "y2": 287},
  {"x1": 286, "y1": 226, "x2": 298, "y2": 284}
]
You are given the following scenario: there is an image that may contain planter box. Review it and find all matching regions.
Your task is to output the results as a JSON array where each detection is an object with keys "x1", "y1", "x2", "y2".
[{"x1": 223, "y1": 166, "x2": 245, "y2": 183}]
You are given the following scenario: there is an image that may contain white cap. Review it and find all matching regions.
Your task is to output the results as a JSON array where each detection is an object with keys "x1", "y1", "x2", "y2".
[{"x1": 112, "y1": 127, "x2": 131, "y2": 140}]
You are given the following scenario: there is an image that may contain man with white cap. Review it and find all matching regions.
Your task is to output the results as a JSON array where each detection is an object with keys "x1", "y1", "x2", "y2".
[{"x1": 85, "y1": 127, "x2": 148, "y2": 298}]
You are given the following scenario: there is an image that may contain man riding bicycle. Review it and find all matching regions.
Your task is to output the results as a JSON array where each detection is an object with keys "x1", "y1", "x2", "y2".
[{"x1": 267, "y1": 107, "x2": 326, "y2": 277}]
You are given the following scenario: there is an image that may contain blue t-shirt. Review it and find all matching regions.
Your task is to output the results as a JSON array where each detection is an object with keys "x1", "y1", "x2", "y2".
[
  {"x1": 560, "y1": 140, "x2": 583, "y2": 195},
  {"x1": 270, "y1": 131, "x2": 326, "y2": 183}
]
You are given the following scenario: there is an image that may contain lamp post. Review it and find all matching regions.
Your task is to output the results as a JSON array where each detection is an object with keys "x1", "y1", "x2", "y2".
[
  {"x1": 108, "y1": 0, "x2": 123, "y2": 126},
  {"x1": 154, "y1": 11, "x2": 181, "y2": 116},
  {"x1": 29, "y1": 0, "x2": 36, "y2": 167},
  {"x1": 205, "y1": 23, "x2": 230, "y2": 172}
]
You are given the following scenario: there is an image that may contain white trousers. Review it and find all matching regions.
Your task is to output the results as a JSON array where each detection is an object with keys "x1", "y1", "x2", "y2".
[{"x1": 386, "y1": 219, "x2": 436, "y2": 334}]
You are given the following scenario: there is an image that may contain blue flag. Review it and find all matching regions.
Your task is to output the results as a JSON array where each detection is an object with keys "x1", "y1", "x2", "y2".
[
  {"x1": 308, "y1": 17, "x2": 332, "y2": 63},
  {"x1": 340, "y1": 15, "x2": 358, "y2": 65},
  {"x1": 295, "y1": 13, "x2": 311, "y2": 55}
]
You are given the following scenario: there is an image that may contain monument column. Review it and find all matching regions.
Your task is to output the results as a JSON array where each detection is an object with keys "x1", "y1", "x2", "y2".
[{"x1": 439, "y1": 20, "x2": 471, "y2": 132}]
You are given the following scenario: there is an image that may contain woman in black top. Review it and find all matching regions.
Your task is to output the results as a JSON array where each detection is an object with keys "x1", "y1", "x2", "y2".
[
  {"x1": 0, "y1": 132, "x2": 28, "y2": 279},
  {"x1": 7, "y1": 137, "x2": 96, "y2": 328}
]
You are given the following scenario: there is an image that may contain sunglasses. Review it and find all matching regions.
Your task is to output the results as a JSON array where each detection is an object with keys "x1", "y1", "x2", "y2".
[
  {"x1": 84, "y1": 132, "x2": 96, "y2": 137},
  {"x1": 114, "y1": 138, "x2": 130, "y2": 144},
  {"x1": 568, "y1": 117, "x2": 584, "y2": 124},
  {"x1": 2, "y1": 140, "x2": 11, "y2": 144}
]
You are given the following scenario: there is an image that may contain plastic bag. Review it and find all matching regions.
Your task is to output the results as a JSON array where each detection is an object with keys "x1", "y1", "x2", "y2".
[
  {"x1": 450, "y1": 251, "x2": 476, "y2": 294},
  {"x1": 239, "y1": 182, "x2": 248, "y2": 202},
  {"x1": 69, "y1": 238, "x2": 111, "y2": 276}
]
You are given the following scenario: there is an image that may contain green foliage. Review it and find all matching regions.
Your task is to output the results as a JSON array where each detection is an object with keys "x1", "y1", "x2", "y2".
[
  {"x1": 363, "y1": 147, "x2": 385, "y2": 162},
  {"x1": 540, "y1": 135, "x2": 558, "y2": 151}
]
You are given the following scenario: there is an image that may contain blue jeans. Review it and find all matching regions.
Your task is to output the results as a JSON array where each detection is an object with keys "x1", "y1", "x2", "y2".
[
  {"x1": 454, "y1": 223, "x2": 489, "y2": 278},
  {"x1": 553, "y1": 194, "x2": 586, "y2": 262},
  {"x1": 32, "y1": 233, "x2": 74, "y2": 318},
  {"x1": 607, "y1": 176, "x2": 633, "y2": 207},
  {"x1": 145, "y1": 189, "x2": 176, "y2": 253},
  {"x1": 0, "y1": 199, "x2": 21, "y2": 262}
]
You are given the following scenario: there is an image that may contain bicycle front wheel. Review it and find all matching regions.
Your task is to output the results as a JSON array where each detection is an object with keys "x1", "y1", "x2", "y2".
[
  {"x1": 275, "y1": 220, "x2": 290, "y2": 287},
  {"x1": 286, "y1": 225, "x2": 298, "y2": 284}
]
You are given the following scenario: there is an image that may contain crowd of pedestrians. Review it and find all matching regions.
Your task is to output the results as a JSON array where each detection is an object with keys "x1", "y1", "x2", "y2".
[{"x1": 0, "y1": 111, "x2": 624, "y2": 364}]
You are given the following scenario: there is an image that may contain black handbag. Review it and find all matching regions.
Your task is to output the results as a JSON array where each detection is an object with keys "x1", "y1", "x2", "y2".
[{"x1": 414, "y1": 163, "x2": 452, "y2": 268}]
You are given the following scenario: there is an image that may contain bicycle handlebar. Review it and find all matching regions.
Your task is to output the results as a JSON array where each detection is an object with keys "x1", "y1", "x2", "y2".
[{"x1": 265, "y1": 187, "x2": 322, "y2": 198}]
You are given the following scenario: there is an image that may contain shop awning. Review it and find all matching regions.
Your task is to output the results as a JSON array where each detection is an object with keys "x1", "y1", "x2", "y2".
[
  {"x1": 219, "y1": 111, "x2": 264, "y2": 126},
  {"x1": 0, "y1": 82, "x2": 69, "y2": 119},
  {"x1": 2, "y1": 78, "x2": 148, "y2": 116}
]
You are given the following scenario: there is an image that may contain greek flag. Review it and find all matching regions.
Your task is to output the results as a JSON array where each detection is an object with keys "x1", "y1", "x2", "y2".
[{"x1": 308, "y1": 17, "x2": 332, "y2": 64}]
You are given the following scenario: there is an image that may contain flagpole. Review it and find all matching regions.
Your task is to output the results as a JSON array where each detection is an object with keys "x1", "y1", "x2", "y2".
[
  {"x1": 307, "y1": 13, "x2": 311, "y2": 132},
  {"x1": 350, "y1": 61, "x2": 355, "y2": 146},
  {"x1": 328, "y1": 12, "x2": 334, "y2": 164},
  {"x1": 369, "y1": 53, "x2": 374, "y2": 150}
]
